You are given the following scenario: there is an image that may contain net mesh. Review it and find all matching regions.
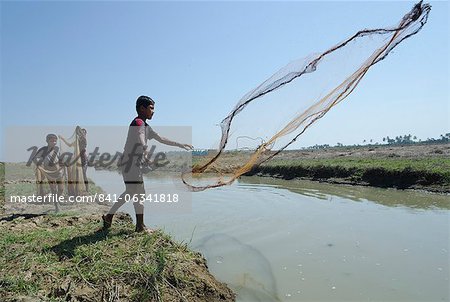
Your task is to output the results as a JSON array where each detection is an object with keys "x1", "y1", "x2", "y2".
[
  {"x1": 183, "y1": 1, "x2": 431, "y2": 191},
  {"x1": 59, "y1": 126, "x2": 88, "y2": 196}
]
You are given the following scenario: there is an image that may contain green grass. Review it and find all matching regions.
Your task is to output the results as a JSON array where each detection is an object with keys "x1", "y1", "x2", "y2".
[
  {"x1": 3, "y1": 162, "x2": 35, "y2": 181},
  {"x1": 0, "y1": 163, "x2": 233, "y2": 301},
  {"x1": 0, "y1": 214, "x2": 212, "y2": 301},
  {"x1": 2, "y1": 162, "x2": 105, "y2": 199},
  {"x1": 1, "y1": 163, "x2": 4, "y2": 212},
  {"x1": 266, "y1": 157, "x2": 450, "y2": 172},
  {"x1": 4, "y1": 180, "x2": 105, "y2": 202},
  {"x1": 264, "y1": 157, "x2": 450, "y2": 182}
]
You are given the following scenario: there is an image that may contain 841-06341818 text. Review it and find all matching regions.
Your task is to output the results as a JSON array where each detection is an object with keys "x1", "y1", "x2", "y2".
[{"x1": 99, "y1": 193, "x2": 179, "y2": 203}]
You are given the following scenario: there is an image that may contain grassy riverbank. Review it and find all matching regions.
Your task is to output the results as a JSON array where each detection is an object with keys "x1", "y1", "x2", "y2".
[
  {"x1": 249, "y1": 157, "x2": 450, "y2": 192},
  {"x1": 0, "y1": 213, "x2": 234, "y2": 302},
  {"x1": 1, "y1": 162, "x2": 108, "y2": 215},
  {"x1": 0, "y1": 162, "x2": 235, "y2": 302},
  {"x1": 1, "y1": 162, "x2": 4, "y2": 215},
  {"x1": 194, "y1": 143, "x2": 450, "y2": 193}
]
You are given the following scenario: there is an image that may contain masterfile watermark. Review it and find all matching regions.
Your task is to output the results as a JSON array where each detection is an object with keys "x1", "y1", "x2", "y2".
[
  {"x1": 25, "y1": 144, "x2": 171, "y2": 173},
  {"x1": 4, "y1": 125, "x2": 193, "y2": 215},
  {"x1": 9, "y1": 193, "x2": 180, "y2": 204}
]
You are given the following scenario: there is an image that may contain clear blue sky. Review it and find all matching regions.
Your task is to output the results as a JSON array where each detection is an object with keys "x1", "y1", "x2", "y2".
[{"x1": 1, "y1": 1, "x2": 448, "y2": 157}]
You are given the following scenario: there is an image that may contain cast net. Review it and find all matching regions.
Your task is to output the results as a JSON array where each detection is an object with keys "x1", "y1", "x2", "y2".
[
  {"x1": 183, "y1": 1, "x2": 431, "y2": 191},
  {"x1": 58, "y1": 126, "x2": 89, "y2": 196}
]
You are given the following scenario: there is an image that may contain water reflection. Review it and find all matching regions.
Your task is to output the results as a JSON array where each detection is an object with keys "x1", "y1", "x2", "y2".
[
  {"x1": 238, "y1": 176, "x2": 450, "y2": 210},
  {"x1": 195, "y1": 233, "x2": 281, "y2": 302},
  {"x1": 88, "y1": 169, "x2": 449, "y2": 301}
]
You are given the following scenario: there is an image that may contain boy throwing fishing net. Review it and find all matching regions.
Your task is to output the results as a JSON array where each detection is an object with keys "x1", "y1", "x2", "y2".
[{"x1": 102, "y1": 96, "x2": 193, "y2": 233}]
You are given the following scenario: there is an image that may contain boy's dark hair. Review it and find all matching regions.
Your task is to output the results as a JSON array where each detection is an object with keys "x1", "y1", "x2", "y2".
[
  {"x1": 46, "y1": 134, "x2": 57, "y2": 142},
  {"x1": 136, "y1": 95, "x2": 155, "y2": 112}
]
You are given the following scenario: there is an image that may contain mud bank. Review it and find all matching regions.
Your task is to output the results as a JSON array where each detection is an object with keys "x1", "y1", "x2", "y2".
[
  {"x1": 0, "y1": 213, "x2": 235, "y2": 302},
  {"x1": 246, "y1": 163, "x2": 450, "y2": 193}
]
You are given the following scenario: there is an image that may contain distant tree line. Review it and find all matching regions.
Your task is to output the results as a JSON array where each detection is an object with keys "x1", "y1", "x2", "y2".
[
  {"x1": 303, "y1": 133, "x2": 450, "y2": 150},
  {"x1": 305, "y1": 144, "x2": 331, "y2": 150},
  {"x1": 381, "y1": 133, "x2": 450, "y2": 145}
]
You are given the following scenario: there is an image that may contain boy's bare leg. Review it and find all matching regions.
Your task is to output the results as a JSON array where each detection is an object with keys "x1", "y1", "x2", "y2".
[
  {"x1": 37, "y1": 181, "x2": 45, "y2": 196},
  {"x1": 102, "y1": 191, "x2": 127, "y2": 229},
  {"x1": 104, "y1": 176, "x2": 153, "y2": 233},
  {"x1": 54, "y1": 201, "x2": 60, "y2": 213},
  {"x1": 55, "y1": 180, "x2": 64, "y2": 212},
  {"x1": 82, "y1": 165, "x2": 89, "y2": 192},
  {"x1": 135, "y1": 214, "x2": 154, "y2": 234},
  {"x1": 49, "y1": 181, "x2": 56, "y2": 195},
  {"x1": 130, "y1": 182, "x2": 153, "y2": 233},
  {"x1": 134, "y1": 201, "x2": 154, "y2": 234},
  {"x1": 134, "y1": 202, "x2": 146, "y2": 232},
  {"x1": 47, "y1": 181, "x2": 59, "y2": 212},
  {"x1": 36, "y1": 170, "x2": 45, "y2": 196}
]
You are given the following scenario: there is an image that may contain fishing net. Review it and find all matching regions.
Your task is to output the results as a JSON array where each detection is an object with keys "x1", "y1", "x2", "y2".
[
  {"x1": 182, "y1": 1, "x2": 431, "y2": 191},
  {"x1": 59, "y1": 126, "x2": 89, "y2": 196}
]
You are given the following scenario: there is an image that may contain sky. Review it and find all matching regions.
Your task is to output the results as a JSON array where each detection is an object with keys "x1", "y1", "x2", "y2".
[{"x1": 1, "y1": 0, "x2": 449, "y2": 159}]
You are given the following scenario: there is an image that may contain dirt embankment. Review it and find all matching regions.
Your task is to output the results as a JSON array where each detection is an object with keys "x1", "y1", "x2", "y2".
[
  {"x1": 249, "y1": 164, "x2": 449, "y2": 193},
  {"x1": 0, "y1": 213, "x2": 235, "y2": 302},
  {"x1": 0, "y1": 161, "x2": 235, "y2": 301},
  {"x1": 266, "y1": 143, "x2": 450, "y2": 160},
  {"x1": 246, "y1": 143, "x2": 450, "y2": 193}
]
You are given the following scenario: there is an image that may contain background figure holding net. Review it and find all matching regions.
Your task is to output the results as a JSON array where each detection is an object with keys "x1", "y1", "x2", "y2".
[
  {"x1": 102, "y1": 96, "x2": 193, "y2": 233},
  {"x1": 59, "y1": 126, "x2": 89, "y2": 195},
  {"x1": 33, "y1": 134, "x2": 65, "y2": 212}
]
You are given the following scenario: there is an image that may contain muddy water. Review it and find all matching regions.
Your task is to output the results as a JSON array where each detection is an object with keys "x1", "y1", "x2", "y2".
[{"x1": 89, "y1": 169, "x2": 449, "y2": 301}]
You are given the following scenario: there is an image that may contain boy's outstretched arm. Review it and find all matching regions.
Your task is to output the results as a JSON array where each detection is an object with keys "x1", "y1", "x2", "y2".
[{"x1": 153, "y1": 133, "x2": 193, "y2": 150}]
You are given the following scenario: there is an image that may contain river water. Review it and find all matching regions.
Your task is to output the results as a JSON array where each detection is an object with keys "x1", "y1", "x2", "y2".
[{"x1": 89, "y1": 169, "x2": 449, "y2": 302}]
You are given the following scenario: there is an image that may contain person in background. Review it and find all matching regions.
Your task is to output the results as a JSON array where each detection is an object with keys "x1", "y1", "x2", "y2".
[
  {"x1": 33, "y1": 134, "x2": 65, "y2": 212},
  {"x1": 59, "y1": 126, "x2": 89, "y2": 195}
]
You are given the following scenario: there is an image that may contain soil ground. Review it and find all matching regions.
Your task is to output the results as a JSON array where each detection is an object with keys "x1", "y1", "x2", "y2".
[
  {"x1": 0, "y1": 163, "x2": 235, "y2": 302},
  {"x1": 193, "y1": 143, "x2": 450, "y2": 193}
]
